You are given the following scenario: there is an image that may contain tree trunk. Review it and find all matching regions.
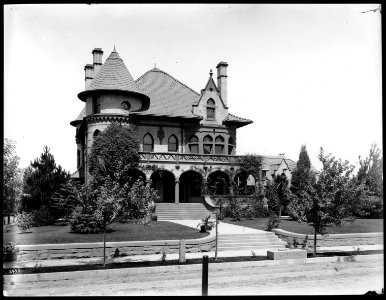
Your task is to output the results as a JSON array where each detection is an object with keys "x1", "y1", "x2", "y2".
[
  {"x1": 313, "y1": 225, "x2": 317, "y2": 255},
  {"x1": 7, "y1": 215, "x2": 11, "y2": 225},
  {"x1": 103, "y1": 215, "x2": 106, "y2": 266}
]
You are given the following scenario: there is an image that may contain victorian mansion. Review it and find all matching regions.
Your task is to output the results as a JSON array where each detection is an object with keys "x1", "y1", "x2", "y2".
[{"x1": 70, "y1": 47, "x2": 296, "y2": 205}]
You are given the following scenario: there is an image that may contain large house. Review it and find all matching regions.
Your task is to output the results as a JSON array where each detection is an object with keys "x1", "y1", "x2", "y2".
[{"x1": 70, "y1": 47, "x2": 296, "y2": 207}]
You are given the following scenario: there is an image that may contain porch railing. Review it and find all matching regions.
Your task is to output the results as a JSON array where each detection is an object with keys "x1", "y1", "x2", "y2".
[{"x1": 139, "y1": 152, "x2": 241, "y2": 164}]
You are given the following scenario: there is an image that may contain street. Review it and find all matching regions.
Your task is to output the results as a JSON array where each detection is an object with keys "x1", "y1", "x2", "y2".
[{"x1": 4, "y1": 258, "x2": 383, "y2": 296}]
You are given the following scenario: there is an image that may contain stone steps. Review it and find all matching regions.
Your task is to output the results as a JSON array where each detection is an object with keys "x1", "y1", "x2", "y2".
[
  {"x1": 155, "y1": 203, "x2": 215, "y2": 221},
  {"x1": 217, "y1": 233, "x2": 287, "y2": 251}
]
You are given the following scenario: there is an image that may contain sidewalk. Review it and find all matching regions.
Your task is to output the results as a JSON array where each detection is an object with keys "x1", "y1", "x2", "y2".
[{"x1": 3, "y1": 219, "x2": 383, "y2": 270}]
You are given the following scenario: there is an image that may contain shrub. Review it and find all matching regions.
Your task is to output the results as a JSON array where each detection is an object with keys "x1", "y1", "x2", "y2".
[
  {"x1": 31, "y1": 205, "x2": 56, "y2": 226},
  {"x1": 70, "y1": 206, "x2": 112, "y2": 234},
  {"x1": 266, "y1": 213, "x2": 281, "y2": 231},
  {"x1": 15, "y1": 211, "x2": 33, "y2": 233},
  {"x1": 3, "y1": 241, "x2": 18, "y2": 254}
]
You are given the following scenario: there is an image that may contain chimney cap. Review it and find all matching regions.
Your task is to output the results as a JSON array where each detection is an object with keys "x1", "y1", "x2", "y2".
[
  {"x1": 216, "y1": 61, "x2": 228, "y2": 68},
  {"x1": 92, "y1": 48, "x2": 104, "y2": 54},
  {"x1": 84, "y1": 64, "x2": 94, "y2": 70}
]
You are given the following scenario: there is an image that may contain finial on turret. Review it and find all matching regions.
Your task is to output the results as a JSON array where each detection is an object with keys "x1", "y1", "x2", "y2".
[
  {"x1": 113, "y1": 45, "x2": 117, "y2": 52},
  {"x1": 209, "y1": 69, "x2": 213, "y2": 77}
]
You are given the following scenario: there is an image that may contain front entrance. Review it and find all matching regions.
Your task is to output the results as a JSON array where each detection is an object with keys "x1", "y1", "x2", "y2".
[
  {"x1": 179, "y1": 170, "x2": 203, "y2": 203},
  {"x1": 151, "y1": 170, "x2": 175, "y2": 203}
]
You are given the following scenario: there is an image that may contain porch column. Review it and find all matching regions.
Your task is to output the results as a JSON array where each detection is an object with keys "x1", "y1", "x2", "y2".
[
  {"x1": 229, "y1": 183, "x2": 234, "y2": 196},
  {"x1": 175, "y1": 179, "x2": 180, "y2": 203}
]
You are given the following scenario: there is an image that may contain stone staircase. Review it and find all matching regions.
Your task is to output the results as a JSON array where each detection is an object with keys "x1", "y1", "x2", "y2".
[
  {"x1": 155, "y1": 203, "x2": 215, "y2": 221},
  {"x1": 217, "y1": 232, "x2": 287, "y2": 251}
]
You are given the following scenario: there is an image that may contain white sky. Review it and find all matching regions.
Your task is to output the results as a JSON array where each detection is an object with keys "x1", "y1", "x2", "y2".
[{"x1": 4, "y1": 4, "x2": 382, "y2": 174}]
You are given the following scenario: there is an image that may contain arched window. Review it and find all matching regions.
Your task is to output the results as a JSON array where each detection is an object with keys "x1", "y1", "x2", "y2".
[
  {"x1": 93, "y1": 130, "x2": 101, "y2": 137},
  {"x1": 168, "y1": 135, "x2": 178, "y2": 152},
  {"x1": 143, "y1": 133, "x2": 154, "y2": 152},
  {"x1": 215, "y1": 136, "x2": 225, "y2": 154},
  {"x1": 206, "y1": 99, "x2": 216, "y2": 119},
  {"x1": 188, "y1": 135, "x2": 199, "y2": 154},
  {"x1": 228, "y1": 137, "x2": 234, "y2": 155},
  {"x1": 203, "y1": 135, "x2": 213, "y2": 154}
]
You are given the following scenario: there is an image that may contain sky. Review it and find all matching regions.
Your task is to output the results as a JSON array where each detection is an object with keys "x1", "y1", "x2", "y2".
[{"x1": 4, "y1": 4, "x2": 382, "y2": 174}]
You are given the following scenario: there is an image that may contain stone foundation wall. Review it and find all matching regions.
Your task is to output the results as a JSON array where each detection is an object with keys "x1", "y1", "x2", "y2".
[
  {"x1": 272, "y1": 229, "x2": 383, "y2": 248},
  {"x1": 17, "y1": 233, "x2": 216, "y2": 262}
]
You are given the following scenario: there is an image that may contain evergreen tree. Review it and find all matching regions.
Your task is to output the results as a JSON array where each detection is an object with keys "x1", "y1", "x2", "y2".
[
  {"x1": 354, "y1": 143, "x2": 383, "y2": 218},
  {"x1": 20, "y1": 146, "x2": 70, "y2": 215}
]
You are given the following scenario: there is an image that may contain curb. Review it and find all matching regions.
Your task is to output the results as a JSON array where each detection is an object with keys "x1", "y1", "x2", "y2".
[{"x1": 4, "y1": 253, "x2": 383, "y2": 284}]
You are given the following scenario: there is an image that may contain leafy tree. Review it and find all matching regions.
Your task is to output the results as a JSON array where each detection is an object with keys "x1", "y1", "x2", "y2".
[
  {"x1": 88, "y1": 122, "x2": 140, "y2": 188},
  {"x1": 292, "y1": 148, "x2": 364, "y2": 255},
  {"x1": 20, "y1": 146, "x2": 70, "y2": 217},
  {"x1": 354, "y1": 143, "x2": 383, "y2": 218},
  {"x1": 3, "y1": 139, "x2": 23, "y2": 224}
]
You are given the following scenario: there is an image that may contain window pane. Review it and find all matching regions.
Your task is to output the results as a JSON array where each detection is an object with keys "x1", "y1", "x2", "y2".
[
  {"x1": 207, "y1": 99, "x2": 215, "y2": 106},
  {"x1": 203, "y1": 135, "x2": 212, "y2": 142},
  {"x1": 168, "y1": 135, "x2": 178, "y2": 152},
  {"x1": 204, "y1": 144, "x2": 212, "y2": 154},
  {"x1": 215, "y1": 145, "x2": 224, "y2": 154},
  {"x1": 215, "y1": 136, "x2": 224, "y2": 143},
  {"x1": 207, "y1": 107, "x2": 215, "y2": 119},
  {"x1": 189, "y1": 144, "x2": 198, "y2": 154},
  {"x1": 143, "y1": 134, "x2": 153, "y2": 152},
  {"x1": 189, "y1": 135, "x2": 198, "y2": 143}
]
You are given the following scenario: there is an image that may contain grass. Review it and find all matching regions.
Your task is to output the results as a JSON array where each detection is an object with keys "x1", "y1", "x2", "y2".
[
  {"x1": 221, "y1": 217, "x2": 383, "y2": 235},
  {"x1": 3, "y1": 221, "x2": 208, "y2": 245}
]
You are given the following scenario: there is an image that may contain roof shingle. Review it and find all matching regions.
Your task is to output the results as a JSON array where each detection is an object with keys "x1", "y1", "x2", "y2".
[
  {"x1": 133, "y1": 68, "x2": 202, "y2": 118},
  {"x1": 78, "y1": 49, "x2": 149, "y2": 101}
]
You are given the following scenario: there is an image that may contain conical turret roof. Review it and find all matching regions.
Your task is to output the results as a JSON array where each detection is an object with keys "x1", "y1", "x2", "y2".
[{"x1": 78, "y1": 48, "x2": 149, "y2": 103}]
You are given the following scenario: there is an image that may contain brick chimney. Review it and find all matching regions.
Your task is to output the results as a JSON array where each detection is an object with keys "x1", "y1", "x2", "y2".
[
  {"x1": 216, "y1": 61, "x2": 228, "y2": 106},
  {"x1": 84, "y1": 64, "x2": 94, "y2": 89},
  {"x1": 92, "y1": 48, "x2": 103, "y2": 76}
]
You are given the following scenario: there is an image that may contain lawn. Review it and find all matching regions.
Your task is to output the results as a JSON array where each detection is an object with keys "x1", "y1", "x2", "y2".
[
  {"x1": 3, "y1": 221, "x2": 208, "y2": 245},
  {"x1": 221, "y1": 218, "x2": 383, "y2": 235}
]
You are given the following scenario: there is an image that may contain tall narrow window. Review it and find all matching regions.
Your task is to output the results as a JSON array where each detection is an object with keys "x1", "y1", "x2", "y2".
[
  {"x1": 188, "y1": 135, "x2": 199, "y2": 154},
  {"x1": 203, "y1": 135, "x2": 213, "y2": 154},
  {"x1": 168, "y1": 135, "x2": 178, "y2": 152},
  {"x1": 215, "y1": 136, "x2": 225, "y2": 154},
  {"x1": 228, "y1": 137, "x2": 234, "y2": 155},
  {"x1": 92, "y1": 96, "x2": 101, "y2": 114},
  {"x1": 143, "y1": 133, "x2": 154, "y2": 152},
  {"x1": 206, "y1": 99, "x2": 215, "y2": 119},
  {"x1": 77, "y1": 149, "x2": 80, "y2": 168}
]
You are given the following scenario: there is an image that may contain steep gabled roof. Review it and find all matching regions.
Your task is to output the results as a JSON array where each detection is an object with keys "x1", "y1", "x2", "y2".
[
  {"x1": 285, "y1": 159, "x2": 297, "y2": 171},
  {"x1": 78, "y1": 49, "x2": 149, "y2": 103},
  {"x1": 133, "y1": 67, "x2": 202, "y2": 119}
]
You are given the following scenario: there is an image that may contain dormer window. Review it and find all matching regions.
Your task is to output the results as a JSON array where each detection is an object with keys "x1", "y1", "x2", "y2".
[{"x1": 206, "y1": 99, "x2": 215, "y2": 119}]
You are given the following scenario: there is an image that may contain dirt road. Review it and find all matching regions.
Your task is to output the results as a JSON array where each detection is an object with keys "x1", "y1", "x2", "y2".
[{"x1": 4, "y1": 259, "x2": 384, "y2": 296}]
